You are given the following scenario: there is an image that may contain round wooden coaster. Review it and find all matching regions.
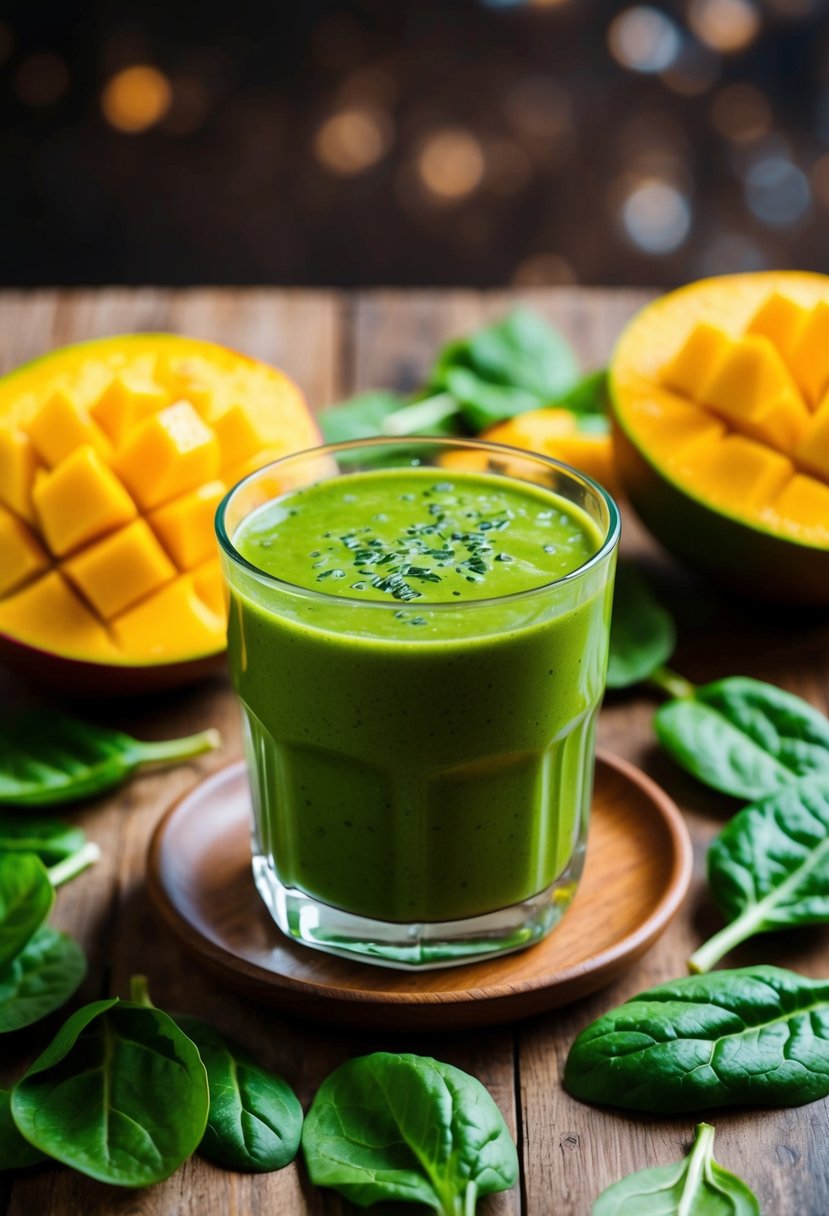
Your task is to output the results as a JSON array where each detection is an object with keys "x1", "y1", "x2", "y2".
[{"x1": 147, "y1": 751, "x2": 692, "y2": 1030}]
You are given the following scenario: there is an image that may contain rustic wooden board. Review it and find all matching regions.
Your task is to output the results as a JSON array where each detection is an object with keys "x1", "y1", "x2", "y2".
[{"x1": 0, "y1": 288, "x2": 827, "y2": 1216}]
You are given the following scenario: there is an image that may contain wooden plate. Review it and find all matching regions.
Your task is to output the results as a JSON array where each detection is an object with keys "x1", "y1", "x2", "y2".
[{"x1": 147, "y1": 752, "x2": 692, "y2": 1030}]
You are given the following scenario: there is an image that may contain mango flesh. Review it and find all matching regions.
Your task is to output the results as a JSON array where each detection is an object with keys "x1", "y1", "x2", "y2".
[
  {"x1": 0, "y1": 334, "x2": 319, "y2": 667},
  {"x1": 612, "y1": 273, "x2": 829, "y2": 555}
]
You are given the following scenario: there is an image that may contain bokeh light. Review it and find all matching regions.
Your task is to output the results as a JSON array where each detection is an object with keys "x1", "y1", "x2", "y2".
[
  {"x1": 608, "y1": 7, "x2": 681, "y2": 74},
  {"x1": 417, "y1": 129, "x2": 485, "y2": 200},
  {"x1": 511, "y1": 252, "x2": 577, "y2": 285},
  {"x1": 620, "y1": 178, "x2": 693, "y2": 253},
  {"x1": 660, "y1": 41, "x2": 720, "y2": 95},
  {"x1": 101, "y1": 65, "x2": 173, "y2": 133},
  {"x1": 314, "y1": 106, "x2": 393, "y2": 175},
  {"x1": 700, "y1": 230, "x2": 767, "y2": 274},
  {"x1": 688, "y1": 0, "x2": 761, "y2": 54},
  {"x1": 710, "y1": 83, "x2": 772, "y2": 143},
  {"x1": 745, "y1": 155, "x2": 811, "y2": 227},
  {"x1": 15, "y1": 53, "x2": 69, "y2": 108}
]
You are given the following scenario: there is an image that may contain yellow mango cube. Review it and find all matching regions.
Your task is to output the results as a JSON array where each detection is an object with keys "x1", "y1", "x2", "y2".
[
  {"x1": 789, "y1": 301, "x2": 829, "y2": 407},
  {"x1": 661, "y1": 323, "x2": 732, "y2": 400},
  {"x1": 221, "y1": 446, "x2": 287, "y2": 492},
  {"x1": 113, "y1": 401, "x2": 220, "y2": 510},
  {"x1": 632, "y1": 390, "x2": 726, "y2": 467},
  {"x1": 91, "y1": 373, "x2": 168, "y2": 444},
  {"x1": 111, "y1": 574, "x2": 225, "y2": 659},
  {"x1": 64, "y1": 519, "x2": 176, "y2": 620},
  {"x1": 0, "y1": 571, "x2": 117, "y2": 658},
  {"x1": 33, "y1": 445, "x2": 137, "y2": 556},
  {"x1": 148, "y1": 479, "x2": 225, "y2": 570},
  {"x1": 763, "y1": 474, "x2": 829, "y2": 545},
  {"x1": 0, "y1": 426, "x2": 41, "y2": 524},
  {"x1": 213, "y1": 403, "x2": 268, "y2": 469},
  {"x1": 0, "y1": 508, "x2": 50, "y2": 597},
  {"x1": 673, "y1": 434, "x2": 793, "y2": 513},
  {"x1": 701, "y1": 335, "x2": 810, "y2": 451},
  {"x1": 746, "y1": 294, "x2": 807, "y2": 366},
  {"x1": 156, "y1": 356, "x2": 218, "y2": 418},
  {"x1": 192, "y1": 558, "x2": 226, "y2": 618},
  {"x1": 26, "y1": 388, "x2": 112, "y2": 467},
  {"x1": 794, "y1": 398, "x2": 829, "y2": 482}
]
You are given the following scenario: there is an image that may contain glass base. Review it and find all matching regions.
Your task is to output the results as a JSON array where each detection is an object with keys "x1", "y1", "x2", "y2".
[{"x1": 251, "y1": 846, "x2": 586, "y2": 970}]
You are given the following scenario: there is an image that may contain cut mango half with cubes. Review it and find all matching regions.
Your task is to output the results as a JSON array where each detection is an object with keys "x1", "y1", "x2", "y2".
[
  {"x1": 0, "y1": 334, "x2": 320, "y2": 692},
  {"x1": 610, "y1": 272, "x2": 829, "y2": 603}
]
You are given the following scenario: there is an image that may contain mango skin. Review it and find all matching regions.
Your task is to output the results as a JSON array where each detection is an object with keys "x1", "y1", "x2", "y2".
[
  {"x1": 610, "y1": 272, "x2": 829, "y2": 605},
  {"x1": 0, "y1": 332, "x2": 320, "y2": 693}
]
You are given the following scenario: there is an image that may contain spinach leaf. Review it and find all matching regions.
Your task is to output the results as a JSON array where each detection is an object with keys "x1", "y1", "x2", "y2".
[
  {"x1": 0, "y1": 711, "x2": 220, "y2": 807},
  {"x1": 431, "y1": 309, "x2": 579, "y2": 430},
  {"x1": 11, "y1": 995, "x2": 209, "y2": 1186},
  {"x1": 690, "y1": 775, "x2": 829, "y2": 973},
  {"x1": 302, "y1": 1052, "x2": 518, "y2": 1214},
  {"x1": 564, "y1": 965, "x2": 829, "y2": 1113},
  {"x1": 319, "y1": 390, "x2": 412, "y2": 443},
  {"x1": 606, "y1": 561, "x2": 677, "y2": 690},
  {"x1": 0, "y1": 852, "x2": 54, "y2": 969},
  {"x1": 556, "y1": 369, "x2": 609, "y2": 417},
  {"x1": 175, "y1": 1013, "x2": 302, "y2": 1172},
  {"x1": 0, "y1": 925, "x2": 86, "y2": 1033},
  {"x1": 0, "y1": 1088, "x2": 45, "y2": 1171},
  {"x1": 593, "y1": 1122, "x2": 759, "y2": 1215},
  {"x1": 0, "y1": 814, "x2": 86, "y2": 865},
  {"x1": 654, "y1": 676, "x2": 829, "y2": 800}
]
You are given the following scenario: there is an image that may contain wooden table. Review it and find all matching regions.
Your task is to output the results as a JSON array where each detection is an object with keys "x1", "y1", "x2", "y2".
[{"x1": 1, "y1": 288, "x2": 827, "y2": 1216}]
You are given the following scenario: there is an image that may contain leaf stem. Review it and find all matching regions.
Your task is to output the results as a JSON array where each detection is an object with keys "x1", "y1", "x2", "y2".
[
  {"x1": 689, "y1": 914, "x2": 757, "y2": 974},
  {"x1": 380, "y1": 393, "x2": 459, "y2": 436},
  {"x1": 135, "y1": 728, "x2": 222, "y2": 769},
  {"x1": 129, "y1": 974, "x2": 153, "y2": 1007},
  {"x1": 464, "y1": 1180, "x2": 477, "y2": 1216},
  {"x1": 647, "y1": 665, "x2": 696, "y2": 700},
  {"x1": 47, "y1": 841, "x2": 101, "y2": 888},
  {"x1": 678, "y1": 1124, "x2": 715, "y2": 1216}
]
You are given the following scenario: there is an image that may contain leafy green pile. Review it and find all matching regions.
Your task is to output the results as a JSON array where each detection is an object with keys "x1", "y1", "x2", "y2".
[
  {"x1": 0, "y1": 818, "x2": 98, "y2": 1034},
  {"x1": 319, "y1": 308, "x2": 606, "y2": 446}
]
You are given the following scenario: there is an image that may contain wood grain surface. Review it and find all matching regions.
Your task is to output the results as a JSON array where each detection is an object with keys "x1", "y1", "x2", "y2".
[{"x1": 0, "y1": 287, "x2": 827, "y2": 1215}]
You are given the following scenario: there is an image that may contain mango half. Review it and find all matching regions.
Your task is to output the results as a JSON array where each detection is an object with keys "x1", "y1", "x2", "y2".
[
  {"x1": 0, "y1": 334, "x2": 320, "y2": 691},
  {"x1": 610, "y1": 272, "x2": 829, "y2": 604}
]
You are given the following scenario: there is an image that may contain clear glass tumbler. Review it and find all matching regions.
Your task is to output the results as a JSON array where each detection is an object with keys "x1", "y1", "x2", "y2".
[{"x1": 216, "y1": 437, "x2": 619, "y2": 968}]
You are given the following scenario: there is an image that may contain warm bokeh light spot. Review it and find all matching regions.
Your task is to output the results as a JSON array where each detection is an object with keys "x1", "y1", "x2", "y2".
[
  {"x1": 688, "y1": 0, "x2": 761, "y2": 54},
  {"x1": 417, "y1": 129, "x2": 485, "y2": 200},
  {"x1": 314, "y1": 106, "x2": 392, "y2": 175},
  {"x1": 711, "y1": 83, "x2": 772, "y2": 142},
  {"x1": 101, "y1": 65, "x2": 173, "y2": 133}
]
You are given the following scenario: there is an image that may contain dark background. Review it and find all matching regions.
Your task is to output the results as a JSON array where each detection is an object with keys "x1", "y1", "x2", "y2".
[{"x1": 3, "y1": 0, "x2": 828, "y2": 287}]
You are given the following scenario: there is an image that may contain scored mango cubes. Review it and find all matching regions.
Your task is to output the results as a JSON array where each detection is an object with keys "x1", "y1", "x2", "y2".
[{"x1": 0, "y1": 334, "x2": 318, "y2": 670}]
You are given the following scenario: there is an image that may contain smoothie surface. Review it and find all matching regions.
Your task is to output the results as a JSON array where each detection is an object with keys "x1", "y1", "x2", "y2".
[{"x1": 232, "y1": 467, "x2": 603, "y2": 605}]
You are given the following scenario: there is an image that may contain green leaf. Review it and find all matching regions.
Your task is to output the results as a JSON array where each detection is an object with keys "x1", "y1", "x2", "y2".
[
  {"x1": 0, "y1": 1088, "x2": 45, "y2": 1171},
  {"x1": 593, "y1": 1122, "x2": 759, "y2": 1215},
  {"x1": 606, "y1": 561, "x2": 676, "y2": 690},
  {"x1": 555, "y1": 369, "x2": 609, "y2": 417},
  {"x1": 0, "y1": 852, "x2": 54, "y2": 969},
  {"x1": 690, "y1": 775, "x2": 829, "y2": 973},
  {"x1": 564, "y1": 965, "x2": 829, "y2": 1113},
  {"x1": 0, "y1": 925, "x2": 86, "y2": 1033},
  {"x1": 11, "y1": 996, "x2": 209, "y2": 1186},
  {"x1": 175, "y1": 1014, "x2": 302, "y2": 1173},
  {"x1": 435, "y1": 309, "x2": 579, "y2": 400},
  {"x1": 0, "y1": 814, "x2": 86, "y2": 865},
  {"x1": 654, "y1": 676, "x2": 829, "y2": 800},
  {"x1": 442, "y1": 366, "x2": 541, "y2": 430},
  {"x1": 0, "y1": 711, "x2": 221, "y2": 807},
  {"x1": 319, "y1": 391, "x2": 411, "y2": 444},
  {"x1": 302, "y1": 1052, "x2": 518, "y2": 1215}
]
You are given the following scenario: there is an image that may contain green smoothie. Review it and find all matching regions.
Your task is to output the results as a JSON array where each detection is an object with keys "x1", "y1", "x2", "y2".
[{"x1": 224, "y1": 465, "x2": 615, "y2": 930}]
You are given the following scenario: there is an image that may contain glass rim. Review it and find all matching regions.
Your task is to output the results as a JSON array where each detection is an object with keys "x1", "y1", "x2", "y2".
[{"x1": 215, "y1": 436, "x2": 621, "y2": 612}]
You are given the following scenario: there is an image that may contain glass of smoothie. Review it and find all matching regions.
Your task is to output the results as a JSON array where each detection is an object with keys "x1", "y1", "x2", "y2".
[{"x1": 216, "y1": 437, "x2": 619, "y2": 968}]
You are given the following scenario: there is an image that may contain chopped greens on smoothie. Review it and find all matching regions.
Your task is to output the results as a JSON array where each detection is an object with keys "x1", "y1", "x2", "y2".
[{"x1": 234, "y1": 468, "x2": 602, "y2": 604}]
